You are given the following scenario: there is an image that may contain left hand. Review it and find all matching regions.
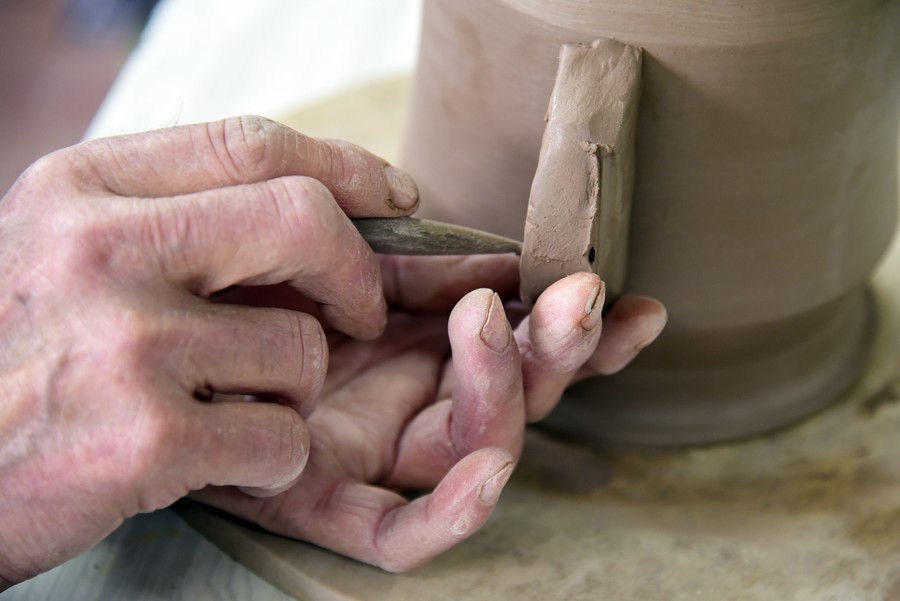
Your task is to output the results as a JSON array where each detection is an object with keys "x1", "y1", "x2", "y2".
[{"x1": 194, "y1": 255, "x2": 667, "y2": 571}]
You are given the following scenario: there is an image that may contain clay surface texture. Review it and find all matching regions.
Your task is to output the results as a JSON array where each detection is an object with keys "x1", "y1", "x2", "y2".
[
  {"x1": 403, "y1": 0, "x2": 900, "y2": 444},
  {"x1": 520, "y1": 38, "x2": 640, "y2": 305}
]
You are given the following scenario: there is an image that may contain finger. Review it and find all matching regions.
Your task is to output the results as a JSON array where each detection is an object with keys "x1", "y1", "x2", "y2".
[
  {"x1": 380, "y1": 254, "x2": 520, "y2": 312},
  {"x1": 192, "y1": 448, "x2": 514, "y2": 572},
  {"x1": 514, "y1": 272, "x2": 607, "y2": 422},
  {"x1": 184, "y1": 399, "x2": 311, "y2": 497},
  {"x1": 71, "y1": 116, "x2": 419, "y2": 213},
  {"x1": 576, "y1": 295, "x2": 668, "y2": 378},
  {"x1": 138, "y1": 175, "x2": 387, "y2": 339},
  {"x1": 209, "y1": 283, "x2": 321, "y2": 315},
  {"x1": 172, "y1": 304, "x2": 327, "y2": 418},
  {"x1": 320, "y1": 312, "x2": 447, "y2": 405},
  {"x1": 386, "y1": 289, "x2": 524, "y2": 489}
]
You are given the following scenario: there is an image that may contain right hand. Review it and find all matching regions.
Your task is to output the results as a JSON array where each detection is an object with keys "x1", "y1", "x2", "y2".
[{"x1": 0, "y1": 116, "x2": 418, "y2": 587}]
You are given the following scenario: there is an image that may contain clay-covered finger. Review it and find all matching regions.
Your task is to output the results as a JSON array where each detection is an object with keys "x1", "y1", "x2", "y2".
[
  {"x1": 514, "y1": 272, "x2": 608, "y2": 423},
  {"x1": 183, "y1": 399, "x2": 311, "y2": 496},
  {"x1": 172, "y1": 304, "x2": 327, "y2": 418},
  {"x1": 192, "y1": 448, "x2": 514, "y2": 572},
  {"x1": 69, "y1": 116, "x2": 419, "y2": 214},
  {"x1": 343, "y1": 448, "x2": 514, "y2": 572},
  {"x1": 576, "y1": 295, "x2": 668, "y2": 378},
  {"x1": 386, "y1": 289, "x2": 525, "y2": 489},
  {"x1": 137, "y1": 175, "x2": 388, "y2": 339},
  {"x1": 380, "y1": 254, "x2": 520, "y2": 312}
]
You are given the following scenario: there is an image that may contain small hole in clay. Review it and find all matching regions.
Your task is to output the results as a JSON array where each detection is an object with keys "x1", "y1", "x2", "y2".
[{"x1": 588, "y1": 247, "x2": 596, "y2": 264}]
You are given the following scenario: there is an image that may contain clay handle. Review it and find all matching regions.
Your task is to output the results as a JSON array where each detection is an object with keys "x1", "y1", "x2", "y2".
[{"x1": 519, "y1": 38, "x2": 642, "y2": 305}]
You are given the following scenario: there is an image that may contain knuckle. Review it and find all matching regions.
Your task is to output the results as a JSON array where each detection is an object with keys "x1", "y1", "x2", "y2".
[
  {"x1": 40, "y1": 206, "x2": 116, "y2": 279},
  {"x1": 137, "y1": 203, "x2": 191, "y2": 274},
  {"x1": 320, "y1": 138, "x2": 378, "y2": 201},
  {"x1": 296, "y1": 135, "x2": 350, "y2": 183},
  {"x1": 105, "y1": 310, "x2": 160, "y2": 366},
  {"x1": 268, "y1": 177, "x2": 342, "y2": 254},
  {"x1": 319, "y1": 139, "x2": 351, "y2": 184},
  {"x1": 23, "y1": 148, "x2": 74, "y2": 181},
  {"x1": 209, "y1": 115, "x2": 287, "y2": 180},
  {"x1": 2, "y1": 150, "x2": 77, "y2": 217},
  {"x1": 13, "y1": 154, "x2": 59, "y2": 194}
]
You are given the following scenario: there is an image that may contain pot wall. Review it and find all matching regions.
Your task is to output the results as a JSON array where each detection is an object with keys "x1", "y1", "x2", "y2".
[{"x1": 401, "y1": 0, "x2": 900, "y2": 444}]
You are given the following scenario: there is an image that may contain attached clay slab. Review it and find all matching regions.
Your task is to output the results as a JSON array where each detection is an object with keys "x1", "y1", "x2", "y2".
[{"x1": 520, "y1": 38, "x2": 642, "y2": 304}]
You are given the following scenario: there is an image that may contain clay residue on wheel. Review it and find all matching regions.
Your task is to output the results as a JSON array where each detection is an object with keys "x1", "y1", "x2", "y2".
[{"x1": 520, "y1": 38, "x2": 642, "y2": 305}]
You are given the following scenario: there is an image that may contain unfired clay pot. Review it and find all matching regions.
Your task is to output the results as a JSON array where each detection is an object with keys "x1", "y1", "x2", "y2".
[{"x1": 401, "y1": 0, "x2": 900, "y2": 445}]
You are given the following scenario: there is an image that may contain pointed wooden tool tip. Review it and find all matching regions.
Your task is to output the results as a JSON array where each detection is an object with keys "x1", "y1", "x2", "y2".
[{"x1": 352, "y1": 217, "x2": 523, "y2": 256}]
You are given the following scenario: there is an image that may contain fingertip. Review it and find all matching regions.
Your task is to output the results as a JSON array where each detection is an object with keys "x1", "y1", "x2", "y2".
[
  {"x1": 455, "y1": 286, "x2": 495, "y2": 309},
  {"x1": 321, "y1": 293, "x2": 387, "y2": 341},
  {"x1": 383, "y1": 165, "x2": 419, "y2": 213},
  {"x1": 534, "y1": 271, "x2": 602, "y2": 313},
  {"x1": 606, "y1": 294, "x2": 668, "y2": 349},
  {"x1": 199, "y1": 401, "x2": 311, "y2": 495},
  {"x1": 238, "y1": 410, "x2": 310, "y2": 497},
  {"x1": 318, "y1": 139, "x2": 418, "y2": 216},
  {"x1": 445, "y1": 288, "x2": 524, "y2": 455},
  {"x1": 579, "y1": 278, "x2": 606, "y2": 332},
  {"x1": 479, "y1": 292, "x2": 512, "y2": 354},
  {"x1": 586, "y1": 294, "x2": 668, "y2": 375},
  {"x1": 292, "y1": 312, "x2": 329, "y2": 416},
  {"x1": 417, "y1": 448, "x2": 515, "y2": 532},
  {"x1": 476, "y1": 450, "x2": 515, "y2": 507},
  {"x1": 449, "y1": 287, "x2": 495, "y2": 335},
  {"x1": 238, "y1": 480, "x2": 294, "y2": 498},
  {"x1": 427, "y1": 448, "x2": 515, "y2": 540},
  {"x1": 637, "y1": 298, "x2": 668, "y2": 349},
  {"x1": 528, "y1": 272, "x2": 605, "y2": 363},
  {"x1": 516, "y1": 273, "x2": 609, "y2": 423}
]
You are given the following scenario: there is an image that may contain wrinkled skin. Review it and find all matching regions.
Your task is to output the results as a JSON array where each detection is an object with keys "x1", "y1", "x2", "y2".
[{"x1": 0, "y1": 116, "x2": 667, "y2": 588}]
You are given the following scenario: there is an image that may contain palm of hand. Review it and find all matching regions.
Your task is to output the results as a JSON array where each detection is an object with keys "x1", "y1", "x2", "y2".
[
  {"x1": 197, "y1": 297, "x2": 522, "y2": 571},
  {"x1": 196, "y1": 270, "x2": 666, "y2": 572}
]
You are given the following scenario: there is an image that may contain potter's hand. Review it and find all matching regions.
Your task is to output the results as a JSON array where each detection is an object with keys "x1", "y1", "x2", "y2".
[
  {"x1": 0, "y1": 116, "x2": 419, "y2": 588},
  {"x1": 194, "y1": 257, "x2": 666, "y2": 572}
]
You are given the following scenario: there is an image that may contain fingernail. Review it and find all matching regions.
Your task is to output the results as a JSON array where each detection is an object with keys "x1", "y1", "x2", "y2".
[
  {"x1": 634, "y1": 308, "x2": 668, "y2": 351},
  {"x1": 384, "y1": 165, "x2": 419, "y2": 211},
  {"x1": 479, "y1": 463, "x2": 514, "y2": 506},
  {"x1": 480, "y1": 292, "x2": 511, "y2": 353},
  {"x1": 580, "y1": 280, "x2": 606, "y2": 331}
]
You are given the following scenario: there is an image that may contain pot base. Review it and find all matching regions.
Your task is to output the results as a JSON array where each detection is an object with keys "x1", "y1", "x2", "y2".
[{"x1": 544, "y1": 288, "x2": 877, "y2": 447}]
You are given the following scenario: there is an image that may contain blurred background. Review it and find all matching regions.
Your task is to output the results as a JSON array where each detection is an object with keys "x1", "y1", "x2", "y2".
[{"x1": 0, "y1": 0, "x2": 159, "y2": 192}]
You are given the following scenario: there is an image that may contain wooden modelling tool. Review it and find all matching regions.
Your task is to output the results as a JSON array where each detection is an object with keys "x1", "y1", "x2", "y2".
[{"x1": 352, "y1": 217, "x2": 523, "y2": 255}]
